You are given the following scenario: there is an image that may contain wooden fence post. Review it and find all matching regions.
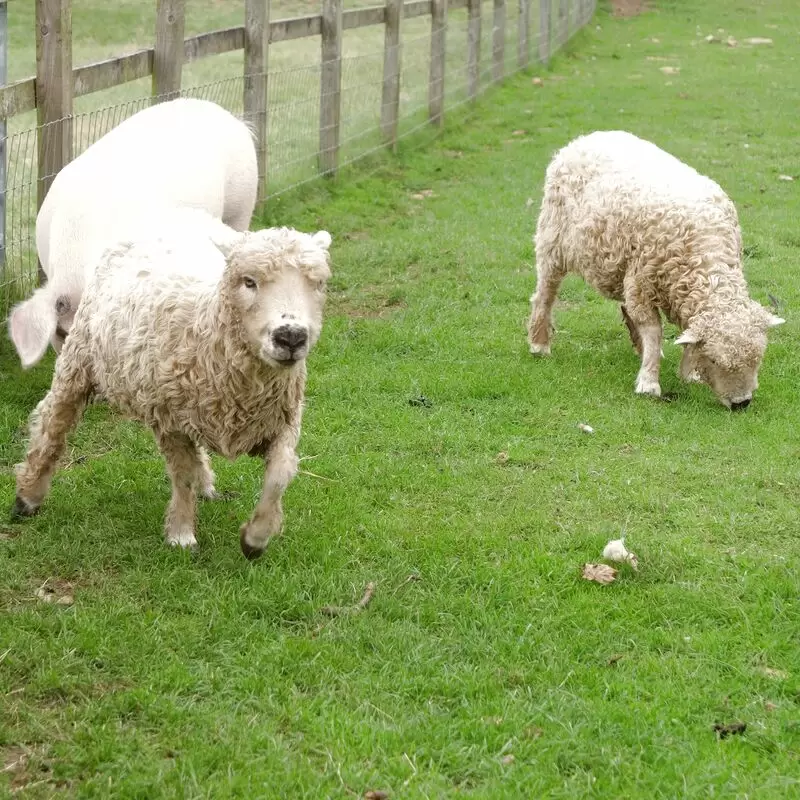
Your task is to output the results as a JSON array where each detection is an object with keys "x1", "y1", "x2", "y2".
[
  {"x1": 492, "y1": 0, "x2": 505, "y2": 82},
  {"x1": 466, "y1": 0, "x2": 481, "y2": 100},
  {"x1": 380, "y1": 0, "x2": 402, "y2": 148},
  {"x1": 517, "y1": 0, "x2": 529, "y2": 68},
  {"x1": 538, "y1": 0, "x2": 551, "y2": 64},
  {"x1": 153, "y1": 0, "x2": 185, "y2": 101},
  {"x1": 0, "y1": 0, "x2": 6, "y2": 275},
  {"x1": 244, "y1": 0, "x2": 269, "y2": 205},
  {"x1": 557, "y1": 0, "x2": 567, "y2": 46},
  {"x1": 428, "y1": 0, "x2": 446, "y2": 125},
  {"x1": 319, "y1": 0, "x2": 342, "y2": 175},
  {"x1": 36, "y1": 0, "x2": 72, "y2": 282}
]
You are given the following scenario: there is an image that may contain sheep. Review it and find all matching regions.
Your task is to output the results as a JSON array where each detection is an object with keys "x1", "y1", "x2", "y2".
[
  {"x1": 11, "y1": 214, "x2": 332, "y2": 560},
  {"x1": 527, "y1": 130, "x2": 784, "y2": 408},
  {"x1": 9, "y1": 97, "x2": 258, "y2": 369}
]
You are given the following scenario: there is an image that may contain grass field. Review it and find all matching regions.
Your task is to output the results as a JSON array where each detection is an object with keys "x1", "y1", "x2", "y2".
[{"x1": 2, "y1": 0, "x2": 800, "y2": 796}]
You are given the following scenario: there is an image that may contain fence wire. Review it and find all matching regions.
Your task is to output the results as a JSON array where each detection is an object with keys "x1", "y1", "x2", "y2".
[{"x1": 0, "y1": 0, "x2": 595, "y2": 313}]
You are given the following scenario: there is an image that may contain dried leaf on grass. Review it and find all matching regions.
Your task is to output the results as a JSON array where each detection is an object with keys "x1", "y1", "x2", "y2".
[
  {"x1": 364, "y1": 791, "x2": 390, "y2": 800},
  {"x1": 581, "y1": 563, "x2": 618, "y2": 585},
  {"x1": 713, "y1": 721, "x2": 747, "y2": 739},
  {"x1": 531, "y1": 77, "x2": 544, "y2": 86},
  {"x1": 744, "y1": 37, "x2": 773, "y2": 45},
  {"x1": 410, "y1": 189, "x2": 436, "y2": 200},
  {"x1": 758, "y1": 666, "x2": 789, "y2": 680},
  {"x1": 660, "y1": 66, "x2": 680, "y2": 75},
  {"x1": 578, "y1": 423, "x2": 594, "y2": 434},
  {"x1": 501, "y1": 754, "x2": 516, "y2": 765},
  {"x1": 34, "y1": 579, "x2": 74, "y2": 607},
  {"x1": 778, "y1": 174, "x2": 794, "y2": 181}
]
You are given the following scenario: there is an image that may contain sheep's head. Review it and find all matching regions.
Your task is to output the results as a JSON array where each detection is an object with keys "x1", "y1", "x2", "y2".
[
  {"x1": 676, "y1": 302, "x2": 784, "y2": 409},
  {"x1": 223, "y1": 227, "x2": 332, "y2": 368}
]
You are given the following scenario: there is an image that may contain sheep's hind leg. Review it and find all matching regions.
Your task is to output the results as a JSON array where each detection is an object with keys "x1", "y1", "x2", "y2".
[
  {"x1": 13, "y1": 360, "x2": 91, "y2": 518},
  {"x1": 239, "y1": 425, "x2": 300, "y2": 560},
  {"x1": 527, "y1": 244, "x2": 566, "y2": 356},
  {"x1": 157, "y1": 432, "x2": 204, "y2": 549}
]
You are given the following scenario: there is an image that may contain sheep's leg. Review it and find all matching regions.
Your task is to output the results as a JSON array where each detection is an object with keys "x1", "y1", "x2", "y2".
[
  {"x1": 634, "y1": 321, "x2": 663, "y2": 396},
  {"x1": 198, "y1": 447, "x2": 219, "y2": 500},
  {"x1": 678, "y1": 346, "x2": 702, "y2": 383},
  {"x1": 157, "y1": 432, "x2": 204, "y2": 549},
  {"x1": 527, "y1": 242, "x2": 566, "y2": 356},
  {"x1": 623, "y1": 276, "x2": 663, "y2": 397},
  {"x1": 13, "y1": 360, "x2": 92, "y2": 517},
  {"x1": 239, "y1": 424, "x2": 300, "y2": 560}
]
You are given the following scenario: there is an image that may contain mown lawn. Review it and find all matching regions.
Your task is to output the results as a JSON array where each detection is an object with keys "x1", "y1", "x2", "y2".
[{"x1": 2, "y1": 0, "x2": 799, "y2": 796}]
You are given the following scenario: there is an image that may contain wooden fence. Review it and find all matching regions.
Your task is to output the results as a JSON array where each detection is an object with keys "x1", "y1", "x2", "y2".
[{"x1": 0, "y1": 0, "x2": 596, "y2": 302}]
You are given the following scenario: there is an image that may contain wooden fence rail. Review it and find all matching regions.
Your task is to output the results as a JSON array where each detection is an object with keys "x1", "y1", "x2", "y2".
[{"x1": 0, "y1": 0, "x2": 596, "y2": 290}]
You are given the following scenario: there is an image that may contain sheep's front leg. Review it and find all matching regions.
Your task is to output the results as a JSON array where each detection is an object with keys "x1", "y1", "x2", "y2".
[
  {"x1": 239, "y1": 425, "x2": 300, "y2": 560},
  {"x1": 634, "y1": 321, "x2": 663, "y2": 397},
  {"x1": 157, "y1": 432, "x2": 204, "y2": 549},
  {"x1": 13, "y1": 360, "x2": 91, "y2": 518},
  {"x1": 623, "y1": 277, "x2": 663, "y2": 397}
]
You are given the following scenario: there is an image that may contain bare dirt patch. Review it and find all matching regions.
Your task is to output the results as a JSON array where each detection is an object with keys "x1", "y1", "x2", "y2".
[{"x1": 611, "y1": 0, "x2": 648, "y2": 17}]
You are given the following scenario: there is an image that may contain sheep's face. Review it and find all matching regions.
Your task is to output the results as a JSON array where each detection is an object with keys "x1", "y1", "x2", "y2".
[
  {"x1": 677, "y1": 304, "x2": 784, "y2": 409},
  {"x1": 226, "y1": 228, "x2": 332, "y2": 368}
]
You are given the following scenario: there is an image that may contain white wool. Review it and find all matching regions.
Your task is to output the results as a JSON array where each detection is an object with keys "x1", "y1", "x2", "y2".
[{"x1": 9, "y1": 98, "x2": 258, "y2": 368}]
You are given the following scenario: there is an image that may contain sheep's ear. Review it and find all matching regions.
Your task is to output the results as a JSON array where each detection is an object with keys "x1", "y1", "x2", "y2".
[
  {"x1": 312, "y1": 231, "x2": 332, "y2": 250},
  {"x1": 675, "y1": 329, "x2": 700, "y2": 346},
  {"x1": 8, "y1": 289, "x2": 57, "y2": 368}
]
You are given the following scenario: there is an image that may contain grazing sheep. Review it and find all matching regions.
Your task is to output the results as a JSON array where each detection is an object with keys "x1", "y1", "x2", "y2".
[
  {"x1": 527, "y1": 130, "x2": 784, "y2": 408},
  {"x1": 12, "y1": 216, "x2": 332, "y2": 560},
  {"x1": 9, "y1": 97, "x2": 258, "y2": 368}
]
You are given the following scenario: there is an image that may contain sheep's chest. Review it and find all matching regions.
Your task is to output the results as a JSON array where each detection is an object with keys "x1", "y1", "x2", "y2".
[{"x1": 188, "y1": 382, "x2": 299, "y2": 460}]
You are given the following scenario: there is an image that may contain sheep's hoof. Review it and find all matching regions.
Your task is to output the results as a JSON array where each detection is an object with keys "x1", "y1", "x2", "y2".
[
  {"x1": 166, "y1": 528, "x2": 198, "y2": 550},
  {"x1": 11, "y1": 496, "x2": 38, "y2": 519},
  {"x1": 201, "y1": 488, "x2": 238, "y2": 502},
  {"x1": 240, "y1": 534, "x2": 266, "y2": 561},
  {"x1": 635, "y1": 377, "x2": 661, "y2": 397}
]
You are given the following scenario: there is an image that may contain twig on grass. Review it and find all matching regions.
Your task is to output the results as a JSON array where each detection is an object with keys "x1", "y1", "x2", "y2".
[{"x1": 320, "y1": 582, "x2": 376, "y2": 617}]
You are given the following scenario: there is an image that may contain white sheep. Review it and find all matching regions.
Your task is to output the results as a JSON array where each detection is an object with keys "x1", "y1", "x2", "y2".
[
  {"x1": 12, "y1": 213, "x2": 332, "y2": 560},
  {"x1": 9, "y1": 97, "x2": 258, "y2": 368},
  {"x1": 527, "y1": 130, "x2": 784, "y2": 408}
]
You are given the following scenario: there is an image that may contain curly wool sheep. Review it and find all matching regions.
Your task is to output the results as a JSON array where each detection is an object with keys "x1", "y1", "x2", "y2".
[
  {"x1": 9, "y1": 98, "x2": 257, "y2": 368},
  {"x1": 527, "y1": 130, "x2": 783, "y2": 408},
  {"x1": 12, "y1": 216, "x2": 332, "y2": 559}
]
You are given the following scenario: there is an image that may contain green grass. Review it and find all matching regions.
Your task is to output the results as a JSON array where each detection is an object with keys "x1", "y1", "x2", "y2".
[{"x1": 2, "y1": 0, "x2": 800, "y2": 796}]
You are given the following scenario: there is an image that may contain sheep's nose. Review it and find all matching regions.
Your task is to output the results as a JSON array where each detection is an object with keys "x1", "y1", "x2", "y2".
[
  {"x1": 731, "y1": 398, "x2": 751, "y2": 411},
  {"x1": 272, "y1": 325, "x2": 308, "y2": 351}
]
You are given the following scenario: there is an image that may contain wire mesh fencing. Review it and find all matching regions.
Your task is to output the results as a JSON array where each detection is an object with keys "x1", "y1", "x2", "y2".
[{"x1": 0, "y1": 0, "x2": 595, "y2": 314}]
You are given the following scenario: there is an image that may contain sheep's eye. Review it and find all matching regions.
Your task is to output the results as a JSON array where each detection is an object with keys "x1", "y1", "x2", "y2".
[{"x1": 243, "y1": 277, "x2": 257, "y2": 290}]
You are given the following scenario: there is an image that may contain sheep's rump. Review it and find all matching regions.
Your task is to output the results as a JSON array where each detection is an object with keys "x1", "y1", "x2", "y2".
[{"x1": 537, "y1": 130, "x2": 741, "y2": 303}]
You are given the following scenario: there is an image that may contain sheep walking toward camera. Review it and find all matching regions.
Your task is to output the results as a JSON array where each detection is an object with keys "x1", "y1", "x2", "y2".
[
  {"x1": 527, "y1": 130, "x2": 784, "y2": 408},
  {"x1": 9, "y1": 97, "x2": 258, "y2": 368},
  {"x1": 12, "y1": 216, "x2": 332, "y2": 560}
]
